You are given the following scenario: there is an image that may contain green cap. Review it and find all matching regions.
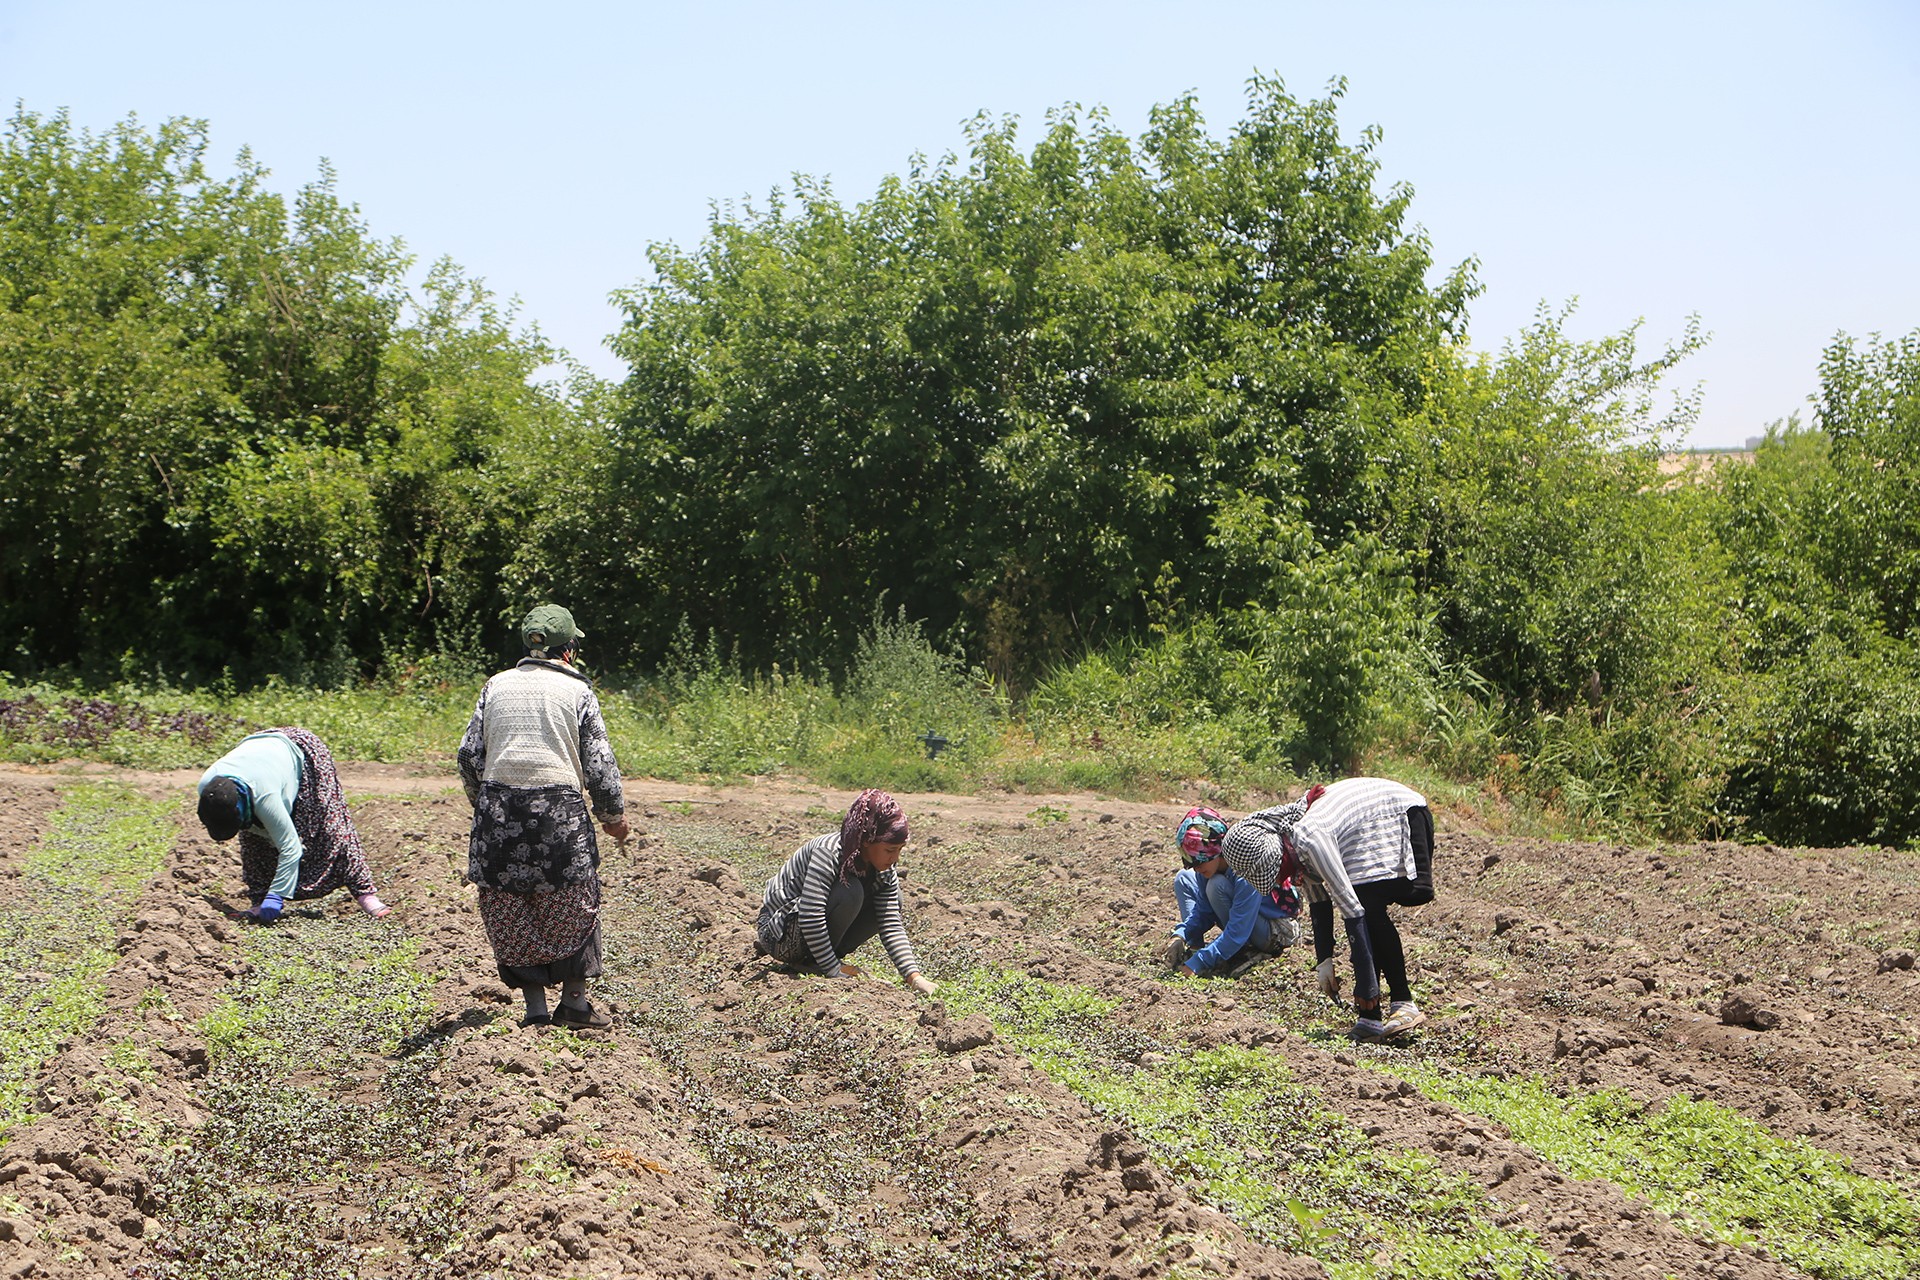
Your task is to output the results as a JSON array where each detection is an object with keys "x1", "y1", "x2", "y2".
[{"x1": 521, "y1": 604, "x2": 583, "y2": 653}]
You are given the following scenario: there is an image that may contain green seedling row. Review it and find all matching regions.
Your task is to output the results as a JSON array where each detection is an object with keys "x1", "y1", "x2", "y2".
[
  {"x1": 943, "y1": 968, "x2": 1557, "y2": 1280},
  {"x1": 0, "y1": 784, "x2": 175, "y2": 1138},
  {"x1": 593, "y1": 839, "x2": 1051, "y2": 1280},
  {"x1": 1399, "y1": 1066, "x2": 1920, "y2": 1280},
  {"x1": 141, "y1": 909, "x2": 469, "y2": 1280}
]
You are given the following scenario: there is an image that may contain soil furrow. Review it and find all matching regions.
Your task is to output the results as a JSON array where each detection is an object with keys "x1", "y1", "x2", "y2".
[{"x1": 0, "y1": 775, "x2": 1914, "y2": 1280}]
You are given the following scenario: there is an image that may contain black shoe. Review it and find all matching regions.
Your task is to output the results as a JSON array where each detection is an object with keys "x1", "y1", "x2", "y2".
[
  {"x1": 552, "y1": 1001, "x2": 612, "y2": 1031},
  {"x1": 519, "y1": 1013, "x2": 553, "y2": 1028}
]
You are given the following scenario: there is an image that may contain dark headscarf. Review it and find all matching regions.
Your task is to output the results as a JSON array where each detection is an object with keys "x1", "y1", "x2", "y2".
[
  {"x1": 198, "y1": 776, "x2": 252, "y2": 841},
  {"x1": 838, "y1": 788, "x2": 908, "y2": 881}
]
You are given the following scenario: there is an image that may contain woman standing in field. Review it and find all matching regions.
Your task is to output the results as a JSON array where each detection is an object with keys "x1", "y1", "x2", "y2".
[
  {"x1": 458, "y1": 605, "x2": 628, "y2": 1031},
  {"x1": 197, "y1": 728, "x2": 390, "y2": 923},
  {"x1": 1222, "y1": 777, "x2": 1435, "y2": 1039},
  {"x1": 757, "y1": 789, "x2": 938, "y2": 995}
]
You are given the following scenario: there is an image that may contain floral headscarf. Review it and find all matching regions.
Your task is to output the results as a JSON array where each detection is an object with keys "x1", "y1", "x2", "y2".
[
  {"x1": 839, "y1": 788, "x2": 909, "y2": 881},
  {"x1": 1175, "y1": 806, "x2": 1228, "y2": 865}
]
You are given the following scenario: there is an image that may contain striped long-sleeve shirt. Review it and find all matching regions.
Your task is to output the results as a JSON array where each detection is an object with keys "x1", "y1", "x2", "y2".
[
  {"x1": 1285, "y1": 777, "x2": 1427, "y2": 920},
  {"x1": 760, "y1": 833, "x2": 922, "y2": 979}
]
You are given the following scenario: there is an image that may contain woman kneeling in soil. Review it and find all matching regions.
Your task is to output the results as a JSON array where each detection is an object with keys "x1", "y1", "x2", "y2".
[
  {"x1": 1162, "y1": 806, "x2": 1303, "y2": 978},
  {"x1": 757, "y1": 789, "x2": 938, "y2": 995},
  {"x1": 197, "y1": 728, "x2": 390, "y2": 923},
  {"x1": 1222, "y1": 777, "x2": 1435, "y2": 1039},
  {"x1": 458, "y1": 605, "x2": 628, "y2": 1031}
]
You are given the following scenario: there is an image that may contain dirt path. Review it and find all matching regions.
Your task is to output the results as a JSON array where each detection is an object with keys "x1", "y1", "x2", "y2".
[{"x1": 0, "y1": 772, "x2": 1915, "y2": 1278}]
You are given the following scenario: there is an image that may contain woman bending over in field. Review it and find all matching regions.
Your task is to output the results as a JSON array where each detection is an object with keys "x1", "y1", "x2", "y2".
[
  {"x1": 197, "y1": 728, "x2": 390, "y2": 924},
  {"x1": 1222, "y1": 777, "x2": 1435, "y2": 1040},
  {"x1": 757, "y1": 789, "x2": 938, "y2": 995},
  {"x1": 458, "y1": 605, "x2": 628, "y2": 1031},
  {"x1": 1161, "y1": 805, "x2": 1303, "y2": 978}
]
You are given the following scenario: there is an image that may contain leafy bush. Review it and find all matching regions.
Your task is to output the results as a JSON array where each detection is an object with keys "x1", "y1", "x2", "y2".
[
  {"x1": 841, "y1": 605, "x2": 1001, "y2": 761},
  {"x1": 1721, "y1": 638, "x2": 1920, "y2": 847}
]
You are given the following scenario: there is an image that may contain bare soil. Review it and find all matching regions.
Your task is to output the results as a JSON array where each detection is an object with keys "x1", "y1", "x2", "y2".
[{"x1": 1, "y1": 766, "x2": 1917, "y2": 1279}]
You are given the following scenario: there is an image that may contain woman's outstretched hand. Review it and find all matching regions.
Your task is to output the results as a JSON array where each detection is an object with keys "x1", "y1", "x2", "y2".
[{"x1": 908, "y1": 973, "x2": 938, "y2": 996}]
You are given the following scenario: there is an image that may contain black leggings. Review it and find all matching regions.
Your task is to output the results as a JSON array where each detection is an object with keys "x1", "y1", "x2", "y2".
[
  {"x1": 1311, "y1": 805, "x2": 1435, "y2": 1008},
  {"x1": 1354, "y1": 882, "x2": 1414, "y2": 1005}
]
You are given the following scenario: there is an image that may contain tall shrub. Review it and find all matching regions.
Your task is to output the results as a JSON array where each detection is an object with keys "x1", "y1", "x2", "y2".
[
  {"x1": 602, "y1": 78, "x2": 1472, "y2": 678},
  {"x1": 0, "y1": 109, "x2": 577, "y2": 681}
]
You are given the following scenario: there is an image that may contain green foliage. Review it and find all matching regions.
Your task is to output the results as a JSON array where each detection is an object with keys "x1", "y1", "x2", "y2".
[
  {"x1": 0, "y1": 108, "x2": 579, "y2": 683},
  {"x1": 944, "y1": 969, "x2": 1556, "y2": 1279},
  {"x1": 0, "y1": 786, "x2": 174, "y2": 1136},
  {"x1": 843, "y1": 606, "x2": 1000, "y2": 757},
  {"x1": 1720, "y1": 638, "x2": 1920, "y2": 846},
  {"x1": 624, "y1": 656, "x2": 829, "y2": 777},
  {"x1": 1712, "y1": 331, "x2": 1920, "y2": 844},
  {"x1": 597, "y1": 77, "x2": 1470, "y2": 679},
  {"x1": 1397, "y1": 309, "x2": 1718, "y2": 708},
  {"x1": 6, "y1": 96, "x2": 1919, "y2": 844},
  {"x1": 1405, "y1": 1068, "x2": 1920, "y2": 1280},
  {"x1": 1819, "y1": 330, "x2": 1920, "y2": 641}
]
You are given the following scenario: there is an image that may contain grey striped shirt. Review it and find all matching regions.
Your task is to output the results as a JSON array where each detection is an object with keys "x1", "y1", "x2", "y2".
[
  {"x1": 759, "y1": 833, "x2": 921, "y2": 979},
  {"x1": 1285, "y1": 777, "x2": 1427, "y2": 919}
]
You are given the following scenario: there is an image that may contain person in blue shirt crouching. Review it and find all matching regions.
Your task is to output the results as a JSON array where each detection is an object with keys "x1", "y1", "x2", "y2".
[{"x1": 1162, "y1": 806, "x2": 1301, "y2": 978}]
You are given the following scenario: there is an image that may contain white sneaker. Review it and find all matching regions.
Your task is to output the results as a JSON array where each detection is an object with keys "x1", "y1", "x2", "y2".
[
  {"x1": 1350, "y1": 1016, "x2": 1388, "y2": 1041},
  {"x1": 1381, "y1": 1001, "x2": 1427, "y2": 1036}
]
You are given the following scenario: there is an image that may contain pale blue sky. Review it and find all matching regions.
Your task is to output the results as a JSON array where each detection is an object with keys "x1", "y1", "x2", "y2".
[{"x1": 4, "y1": 1, "x2": 1916, "y2": 446}]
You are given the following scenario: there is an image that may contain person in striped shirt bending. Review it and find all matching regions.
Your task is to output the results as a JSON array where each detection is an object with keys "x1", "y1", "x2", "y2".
[
  {"x1": 757, "y1": 789, "x2": 938, "y2": 996},
  {"x1": 1222, "y1": 777, "x2": 1435, "y2": 1041}
]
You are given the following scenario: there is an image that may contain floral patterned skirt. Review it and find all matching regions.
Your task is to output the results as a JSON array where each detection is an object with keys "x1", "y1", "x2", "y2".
[
  {"x1": 467, "y1": 782, "x2": 600, "y2": 892},
  {"x1": 468, "y1": 782, "x2": 605, "y2": 985},
  {"x1": 478, "y1": 880, "x2": 602, "y2": 985}
]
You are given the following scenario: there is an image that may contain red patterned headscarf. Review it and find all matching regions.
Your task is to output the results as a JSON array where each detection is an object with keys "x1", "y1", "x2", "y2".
[{"x1": 839, "y1": 788, "x2": 909, "y2": 880}]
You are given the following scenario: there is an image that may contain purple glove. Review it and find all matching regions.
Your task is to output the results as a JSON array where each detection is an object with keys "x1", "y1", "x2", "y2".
[{"x1": 254, "y1": 892, "x2": 284, "y2": 923}]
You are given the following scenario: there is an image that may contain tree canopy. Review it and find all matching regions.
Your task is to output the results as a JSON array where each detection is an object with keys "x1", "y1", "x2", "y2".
[
  {"x1": 591, "y1": 78, "x2": 1474, "y2": 679},
  {"x1": 0, "y1": 108, "x2": 569, "y2": 679},
  {"x1": 6, "y1": 90, "x2": 1920, "y2": 843}
]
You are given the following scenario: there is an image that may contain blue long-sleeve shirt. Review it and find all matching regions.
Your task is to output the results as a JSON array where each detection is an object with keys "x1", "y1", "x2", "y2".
[
  {"x1": 1176, "y1": 868, "x2": 1287, "y2": 975},
  {"x1": 198, "y1": 732, "x2": 304, "y2": 900}
]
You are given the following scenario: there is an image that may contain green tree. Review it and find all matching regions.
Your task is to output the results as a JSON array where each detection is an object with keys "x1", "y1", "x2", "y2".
[
  {"x1": 1391, "y1": 307, "x2": 1721, "y2": 710},
  {"x1": 602, "y1": 78, "x2": 1473, "y2": 679},
  {"x1": 0, "y1": 108, "x2": 574, "y2": 681},
  {"x1": 1716, "y1": 329, "x2": 1920, "y2": 844}
]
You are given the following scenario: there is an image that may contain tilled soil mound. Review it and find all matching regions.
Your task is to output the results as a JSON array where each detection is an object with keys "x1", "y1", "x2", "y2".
[{"x1": 1, "y1": 769, "x2": 1917, "y2": 1279}]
